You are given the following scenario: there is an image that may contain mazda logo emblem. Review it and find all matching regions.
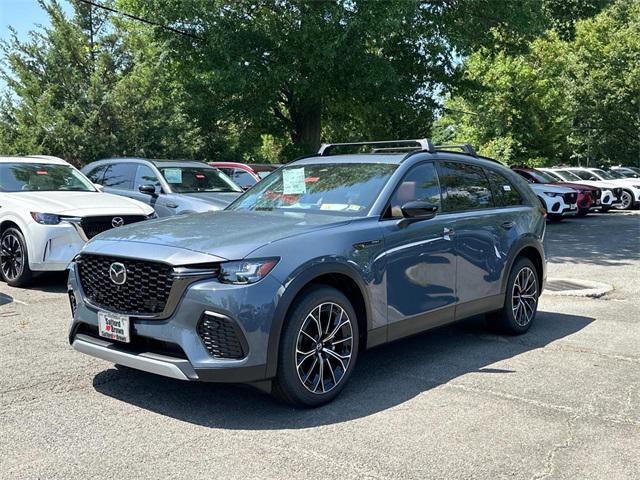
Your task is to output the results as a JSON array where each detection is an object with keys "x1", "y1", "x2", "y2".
[
  {"x1": 109, "y1": 262, "x2": 127, "y2": 285},
  {"x1": 111, "y1": 217, "x2": 125, "y2": 228}
]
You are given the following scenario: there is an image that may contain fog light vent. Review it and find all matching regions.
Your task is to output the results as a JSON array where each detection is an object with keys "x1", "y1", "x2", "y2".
[{"x1": 197, "y1": 312, "x2": 246, "y2": 359}]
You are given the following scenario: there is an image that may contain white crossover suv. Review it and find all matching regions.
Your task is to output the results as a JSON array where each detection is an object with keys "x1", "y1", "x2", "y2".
[
  {"x1": 0, "y1": 156, "x2": 155, "y2": 286},
  {"x1": 527, "y1": 183, "x2": 578, "y2": 221},
  {"x1": 560, "y1": 167, "x2": 639, "y2": 210}
]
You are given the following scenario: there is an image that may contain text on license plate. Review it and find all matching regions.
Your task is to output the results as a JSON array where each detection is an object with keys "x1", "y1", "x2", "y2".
[{"x1": 98, "y1": 311, "x2": 130, "y2": 343}]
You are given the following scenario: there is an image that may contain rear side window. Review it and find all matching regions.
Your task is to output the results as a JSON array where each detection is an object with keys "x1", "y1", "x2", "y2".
[
  {"x1": 232, "y1": 168, "x2": 258, "y2": 188},
  {"x1": 388, "y1": 162, "x2": 441, "y2": 218},
  {"x1": 485, "y1": 169, "x2": 523, "y2": 207},
  {"x1": 102, "y1": 163, "x2": 136, "y2": 190},
  {"x1": 439, "y1": 162, "x2": 493, "y2": 212},
  {"x1": 85, "y1": 164, "x2": 108, "y2": 184}
]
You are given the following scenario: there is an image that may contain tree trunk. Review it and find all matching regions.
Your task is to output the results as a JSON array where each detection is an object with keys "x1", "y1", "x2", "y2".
[{"x1": 289, "y1": 100, "x2": 322, "y2": 154}]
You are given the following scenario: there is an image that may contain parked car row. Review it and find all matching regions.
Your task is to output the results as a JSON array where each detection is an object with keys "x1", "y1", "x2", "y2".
[{"x1": 510, "y1": 165, "x2": 640, "y2": 221}]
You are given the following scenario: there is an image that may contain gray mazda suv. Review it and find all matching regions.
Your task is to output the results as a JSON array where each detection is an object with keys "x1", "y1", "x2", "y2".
[{"x1": 68, "y1": 139, "x2": 546, "y2": 407}]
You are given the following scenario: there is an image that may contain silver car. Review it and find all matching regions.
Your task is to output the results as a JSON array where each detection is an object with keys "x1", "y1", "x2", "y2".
[{"x1": 82, "y1": 158, "x2": 243, "y2": 217}]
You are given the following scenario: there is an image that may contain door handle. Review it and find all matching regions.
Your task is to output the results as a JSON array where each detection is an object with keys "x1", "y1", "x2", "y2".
[
  {"x1": 501, "y1": 221, "x2": 515, "y2": 230},
  {"x1": 443, "y1": 227, "x2": 455, "y2": 241}
]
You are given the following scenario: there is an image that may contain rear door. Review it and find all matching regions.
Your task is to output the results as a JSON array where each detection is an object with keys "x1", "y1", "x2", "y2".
[
  {"x1": 380, "y1": 161, "x2": 457, "y2": 340},
  {"x1": 437, "y1": 161, "x2": 521, "y2": 318}
]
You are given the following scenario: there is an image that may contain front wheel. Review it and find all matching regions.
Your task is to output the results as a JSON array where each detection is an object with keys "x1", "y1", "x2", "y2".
[
  {"x1": 273, "y1": 285, "x2": 359, "y2": 408},
  {"x1": 0, "y1": 228, "x2": 33, "y2": 287},
  {"x1": 487, "y1": 257, "x2": 539, "y2": 335},
  {"x1": 615, "y1": 190, "x2": 633, "y2": 210}
]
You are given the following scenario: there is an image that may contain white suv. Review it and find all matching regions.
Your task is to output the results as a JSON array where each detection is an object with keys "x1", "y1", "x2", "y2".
[
  {"x1": 0, "y1": 156, "x2": 155, "y2": 286},
  {"x1": 562, "y1": 167, "x2": 639, "y2": 210},
  {"x1": 527, "y1": 183, "x2": 578, "y2": 221}
]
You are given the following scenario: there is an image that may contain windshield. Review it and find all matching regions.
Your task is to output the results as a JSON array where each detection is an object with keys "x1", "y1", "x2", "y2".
[
  {"x1": 227, "y1": 163, "x2": 397, "y2": 216},
  {"x1": 0, "y1": 163, "x2": 95, "y2": 192},
  {"x1": 158, "y1": 166, "x2": 242, "y2": 194},
  {"x1": 528, "y1": 169, "x2": 559, "y2": 183},
  {"x1": 541, "y1": 170, "x2": 563, "y2": 181},
  {"x1": 603, "y1": 169, "x2": 627, "y2": 179},
  {"x1": 557, "y1": 170, "x2": 586, "y2": 181},
  {"x1": 592, "y1": 169, "x2": 615, "y2": 180}
]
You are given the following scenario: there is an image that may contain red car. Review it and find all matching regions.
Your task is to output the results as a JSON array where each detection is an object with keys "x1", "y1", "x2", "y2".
[
  {"x1": 208, "y1": 162, "x2": 261, "y2": 190},
  {"x1": 512, "y1": 167, "x2": 601, "y2": 216}
]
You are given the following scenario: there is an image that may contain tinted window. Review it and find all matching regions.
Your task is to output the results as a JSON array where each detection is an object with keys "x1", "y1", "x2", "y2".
[
  {"x1": 439, "y1": 162, "x2": 493, "y2": 212},
  {"x1": 572, "y1": 170, "x2": 598, "y2": 181},
  {"x1": 85, "y1": 164, "x2": 108, "y2": 184},
  {"x1": 134, "y1": 164, "x2": 161, "y2": 193},
  {"x1": 218, "y1": 167, "x2": 235, "y2": 177},
  {"x1": 485, "y1": 169, "x2": 523, "y2": 207},
  {"x1": 233, "y1": 168, "x2": 258, "y2": 187},
  {"x1": 102, "y1": 163, "x2": 136, "y2": 190},
  {"x1": 388, "y1": 162, "x2": 440, "y2": 218}
]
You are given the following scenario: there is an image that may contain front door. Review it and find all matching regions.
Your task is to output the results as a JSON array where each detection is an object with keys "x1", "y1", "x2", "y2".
[{"x1": 380, "y1": 162, "x2": 457, "y2": 341}]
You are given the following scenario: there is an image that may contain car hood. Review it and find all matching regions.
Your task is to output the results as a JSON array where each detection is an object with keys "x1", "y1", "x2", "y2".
[
  {"x1": 179, "y1": 192, "x2": 242, "y2": 210},
  {"x1": 530, "y1": 184, "x2": 575, "y2": 194},
  {"x1": 84, "y1": 210, "x2": 352, "y2": 261},
  {"x1": 10, "y1": 191, "x2": 154, "y2": 216},
  {"x1": 552, "y1": 182, "x2": 596, "y2": 192}
]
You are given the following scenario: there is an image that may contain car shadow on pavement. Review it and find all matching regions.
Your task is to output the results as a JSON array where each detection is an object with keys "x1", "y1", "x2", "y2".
[
  {"x1": 92, "y1": 310, "x2": 592, "y2": 428},
  {"x1": 0, "y1": 292, "x2": 13, "y2": 306}
]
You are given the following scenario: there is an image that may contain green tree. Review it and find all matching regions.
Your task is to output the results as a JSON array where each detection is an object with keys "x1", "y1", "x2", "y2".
[
  {"x1": 0, "y1": 0, "x2": 202, "y2": 165},
  {"x1": 436, "y1": 0, "x2": 639, "y2": 166},
  {"x1": 120, "y1": 0, "x2": 548, "y2": 158}
]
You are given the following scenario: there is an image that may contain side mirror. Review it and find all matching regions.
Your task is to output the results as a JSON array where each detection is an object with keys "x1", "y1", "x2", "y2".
[
  {"x1": 139, "y1": 184, "x2": 157, "y2": 196},
  {"x1": 401, "y1": 201, "x2": 438, "y2": 220}
]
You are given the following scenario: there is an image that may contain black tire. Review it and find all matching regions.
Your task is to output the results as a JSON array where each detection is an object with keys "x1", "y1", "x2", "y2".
[
  {"x1": 0, "y1": 227, "x2": 33, "y2": 287},
  {"x1": 547, "y1": 214, "x2": 563, "y2": 222},
  {"x1": 576, "y1": 209, "x2": 589, "y2": 217},
  {"x1": 487, "y1": 257, "x2": 539, "y2": 335},
  {"x1": 273, "y1": 285, "x2": 359, "y2": 408},
  {"x1": 600, "y1": 206, "x2": 611, "y2": 213}
]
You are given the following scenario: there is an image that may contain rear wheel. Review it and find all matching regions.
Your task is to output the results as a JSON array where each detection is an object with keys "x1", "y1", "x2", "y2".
[
  {"x1": 488, "y1": 257, "x2": 539, "y2": 335},
  {"x1": 0, "y1": 228, "x2": 33, "y2": 287},
  {"x1": 273, "y1": 285, "x2": 359, "y2": 408}
]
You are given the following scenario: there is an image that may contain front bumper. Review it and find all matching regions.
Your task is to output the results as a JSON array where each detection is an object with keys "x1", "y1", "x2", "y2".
[
  {"x1": 28, "y1": 223, "x2": 86, "y2": 271},
  {"x1": 67, "y1": 262, "x2": 283, "y2": 383}
]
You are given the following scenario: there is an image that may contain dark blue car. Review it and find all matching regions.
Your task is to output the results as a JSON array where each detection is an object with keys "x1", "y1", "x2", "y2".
[{"x1": 68, "y1": 139, "x2": 546, "y2": 407}]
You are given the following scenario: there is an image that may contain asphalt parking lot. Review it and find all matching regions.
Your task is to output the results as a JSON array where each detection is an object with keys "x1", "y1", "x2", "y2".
[{"x1": 1, "y1": 211, "x2": 639, "y2": 480}]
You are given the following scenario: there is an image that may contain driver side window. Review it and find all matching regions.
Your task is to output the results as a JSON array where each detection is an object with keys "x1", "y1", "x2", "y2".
[{"x1": 388, "y1": 163, "x2": 441, "y2": 218}]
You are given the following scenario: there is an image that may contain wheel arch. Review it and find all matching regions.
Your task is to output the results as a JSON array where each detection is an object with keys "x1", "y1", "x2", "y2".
[
  {"x1": 265, "y1": 260, "x2": 372, "y2": 379},
  {"x1": 501, "y1": 239, "x2": 546, "y2": 295}
]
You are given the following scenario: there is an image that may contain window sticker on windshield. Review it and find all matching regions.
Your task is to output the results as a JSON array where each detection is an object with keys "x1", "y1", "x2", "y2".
[
  {"x1": 164, "y1": 168, "x2": 182, "y2": 184},
  {"x1": 283, "y1": 168, "x2": 306, "y2": 194},
  {"x1": 503, "y1": 185, "x2": 512, "y2": 191}
]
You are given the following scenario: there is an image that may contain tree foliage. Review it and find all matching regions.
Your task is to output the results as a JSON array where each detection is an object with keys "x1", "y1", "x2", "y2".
[{"x1": 437, "y1": 0, "x2": 639, "y2": 166}]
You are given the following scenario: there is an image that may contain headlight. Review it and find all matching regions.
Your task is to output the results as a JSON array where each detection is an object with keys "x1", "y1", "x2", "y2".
[
  {"x1": 218, "y1": 258, "x2": 279, "y2": 285},
  {"x1": 544, "y1": 192, "x2": 562, "y2": 197},
  {"x1": 30, "y1": 212, "x2": 61, "y2": 225}
]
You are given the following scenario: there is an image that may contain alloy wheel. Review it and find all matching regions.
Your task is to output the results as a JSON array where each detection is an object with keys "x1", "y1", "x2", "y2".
[
  {"x1": 511, "y1": 266, "x2": 538, "y2": 327},
  {"x1": 1, "y1": 233, "x2": 24, "y2": 281},
  {"x1": 295, "y1": 302, "x2": 353, "y2": 394},
  {"x1": 616, "y1": 191, "x2": 632, "y2": 210}
]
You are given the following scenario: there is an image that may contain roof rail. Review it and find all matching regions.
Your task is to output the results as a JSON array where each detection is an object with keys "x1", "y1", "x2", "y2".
[
  {"x1": 433, "y1": 143, "x2": 477, "y2": 157},
  {"x1": 318, "y1": 139, "x2": 435, "y2": 156}
]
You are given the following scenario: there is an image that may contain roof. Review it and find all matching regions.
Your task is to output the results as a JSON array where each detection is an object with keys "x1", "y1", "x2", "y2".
[
  {"x1": 151, "y1": 160, "x2": 214, "y2": 169},
  {"x1": 0, "y1": 155, "x2": 69, "y2": 165}
]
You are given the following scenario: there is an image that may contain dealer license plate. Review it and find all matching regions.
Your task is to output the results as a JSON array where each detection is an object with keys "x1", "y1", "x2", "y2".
[{"x1": 98, "y1": 311, "x2": 130, "y2": 343}]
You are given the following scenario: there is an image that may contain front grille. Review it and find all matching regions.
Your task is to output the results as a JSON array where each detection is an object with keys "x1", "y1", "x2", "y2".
[
  {"x1": 80, "y1": 215, "x2": 147, "y2": 239},
  {"x1": 197, "y1": 313, "x2": 246, "y2": 359},
  {"x1": 613, "y1": 188, "x2": 623, "y2": 200},
  {"x1": 77, "y1": 254, "x2": 174, "y2": 315},
  {"x1": 562, "y1": 192, "x2": 578, "y2": 204},
  {"x1": 593, "y1": 189, "x2": 601, "y2": 200}
]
